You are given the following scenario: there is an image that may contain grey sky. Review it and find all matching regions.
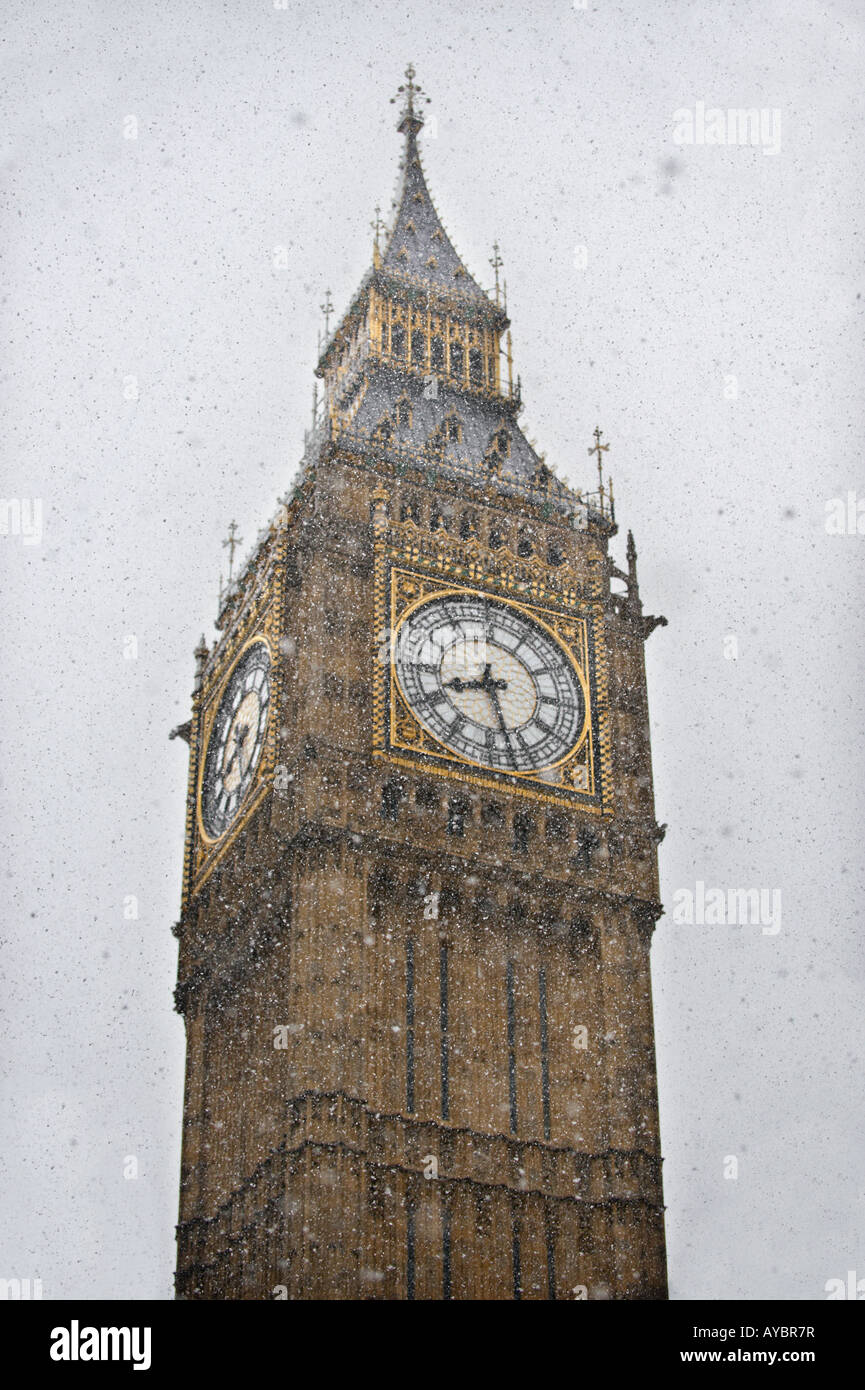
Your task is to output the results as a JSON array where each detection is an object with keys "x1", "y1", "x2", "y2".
[{"x1": 1, "y1": 0, "x2": 863, "y2": 1299}]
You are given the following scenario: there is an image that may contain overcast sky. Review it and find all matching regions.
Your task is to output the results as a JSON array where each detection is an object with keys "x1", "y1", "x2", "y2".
[{"x1": 1, "y1": 0, "x2": 863, "y2": 1300}]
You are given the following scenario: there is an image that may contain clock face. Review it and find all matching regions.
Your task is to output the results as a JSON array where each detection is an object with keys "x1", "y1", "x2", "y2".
[
  {"x1": 393, "y1": 593, "x2": 586, "y2": 773},
  {"x1": 201, "y1": 641, "x2": 271, "y2": 839}
]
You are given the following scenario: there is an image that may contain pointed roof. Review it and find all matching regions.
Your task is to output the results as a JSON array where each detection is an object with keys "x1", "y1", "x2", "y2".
[
  {"x1": 377, "y1": 62, "x2": 501, "y2": 316},
  {"x1": 317, "y1": 67, "x2": 506, "y2": 376},
  {"x1": 380, "y1": 123, "x2": 498, "y2": 314}
]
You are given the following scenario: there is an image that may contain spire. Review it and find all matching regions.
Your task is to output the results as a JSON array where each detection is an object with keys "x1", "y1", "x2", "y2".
[
  {"x1": 380, "y1": 65, "x2": 502, "y2": 315},
  {"x1": 192, "y1": 635, "x2": 209, "y2": 694}
]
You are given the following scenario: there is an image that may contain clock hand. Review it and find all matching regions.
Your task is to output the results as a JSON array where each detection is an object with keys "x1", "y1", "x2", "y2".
[
  {"x1": 471, "y1": 664, "x2": 516, "y2": 768},
  {"x1": 478, "y1": 662, "x2": 508, "y2": 693},
  {"x1": 443, "y1": 676, "x2": 483, "y2": 692},
  {"x1": 223, "y1": 723, "x2": 250, "y2": 781},
  {"x1": 443, "y1": 663, "x2": 508, "y2": 694},
  {"x1": 485, "y1": 681, "x2": 517, "y2": 768}
]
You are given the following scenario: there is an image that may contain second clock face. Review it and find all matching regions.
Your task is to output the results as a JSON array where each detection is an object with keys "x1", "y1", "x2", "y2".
[
  {"x1": 201, "y1": 640, "x2": 271, "y2": 840},
  {"x1": 393, "y1": 593, "x2": 586, "y2": 772}
]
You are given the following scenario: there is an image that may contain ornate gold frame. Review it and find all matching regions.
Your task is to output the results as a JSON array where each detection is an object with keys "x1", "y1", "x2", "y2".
[
  {"x1": 185, "y1": 540, "x2": 286, "y2": 903},
  {"x1": 195, "y1": 635, "x2": 276, "y2": 848},
  {"x1": 372, "y1": 510, "x2": 613, "y2": 814}
]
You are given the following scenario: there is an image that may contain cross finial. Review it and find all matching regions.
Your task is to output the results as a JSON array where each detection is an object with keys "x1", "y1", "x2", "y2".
[
  {"x1": 222, "y1": 520, "x2": 242, "y2": 584},
  {"x1": 489, "y1": 241, "x2": 504, "y2": 305},
  {"x1": 390, "y1": 62, "x2": 431, "y2": 133},
  {"x1": 320, "y1": 289, "x2": 334, "y2": 339},
  {"x1": 588, "y1": 425, "x2": 610, "y2": 492}
]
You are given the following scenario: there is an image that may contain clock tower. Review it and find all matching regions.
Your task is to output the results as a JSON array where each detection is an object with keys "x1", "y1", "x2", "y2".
[{"x1": 173, "y1": 68, "x2": 669, "y2": 1300}]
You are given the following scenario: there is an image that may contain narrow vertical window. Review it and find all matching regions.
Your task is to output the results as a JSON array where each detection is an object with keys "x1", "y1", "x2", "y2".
[
  {"x1": 512, "y1": 1215, "x2": 522, "y2": 1301},
  {"x1": 545, "y1": 1208, "x2": 557, "y2": 1301},
  {"x1": 513, "y1": 811, "x2": 532, "y2": 855},
  {"x1": 506, "y1": 959, "x2": 518, "y2": 1135},
  {"x1": 447, "y1": 796, "x2": 468, "y2": 836},
  {"x1": 381, "y1": 780, "x2": 402, "y2": 822},
  {"x1": 407, "y1": 1204, "x2": 416, "y2": 1301},
  {"x1": 406, "y1": 937, "x2": 415, "y2": 1114},
  {"x1": 539, "y1": 965, "x2": 551, "y2": 1142},
  {"x1": 440, "y1": 942, "x2": 449, "y2": 1120}
]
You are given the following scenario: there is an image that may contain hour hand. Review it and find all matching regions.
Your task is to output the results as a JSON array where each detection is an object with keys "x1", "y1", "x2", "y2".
[
  {"x1": 443, "y1": 675, "x2": 482, "y2": 692},
  {"x1": 479, "y1": 662, "x2": 507, "y2": 693}
]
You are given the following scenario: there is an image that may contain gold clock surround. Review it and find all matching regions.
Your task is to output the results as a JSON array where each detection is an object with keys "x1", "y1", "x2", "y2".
[
  {"x1": 196, "y1": 634, "x2": 275, "y2": 848},
  {"x1": 373, "y1": 511, "x2": 614, "y2": 814},
  {"x1": 188, "y1": 616, "x2": 281, "y2": 898}
]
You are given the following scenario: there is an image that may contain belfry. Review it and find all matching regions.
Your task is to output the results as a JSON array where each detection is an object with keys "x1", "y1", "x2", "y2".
[{"x1": 173, "y1": 67, "x2": 669, "y2": 1300}]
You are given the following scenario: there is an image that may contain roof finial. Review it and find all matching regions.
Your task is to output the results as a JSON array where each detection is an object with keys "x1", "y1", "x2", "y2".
[
  {"x1": 370, "y1": 205, "x2": 385, "y2": 252},
  {"x1": 319, "y1": 288, "x2": 334, "y2": 339},
  {"x1": 222, "y1": 520, "x2": 242, "y2": 585},
  {"x1": 370, "y1": 205, "x2": 386, "y2": 268},
  {"x1": 588, "y1": 425, "x2": 610, "y2": 494},
  {"x1": 489, "y1": 241, "x2": 504, "y2": 306},
  {"x1": 626, "y1": 530, "x2": 638, "y2": 595},
  {"x1": 193, "y1": 634, "x2": 209, "y2": 694},
  {"x1": 390, "y1": 62, "x2": 431, "y2": 136}
]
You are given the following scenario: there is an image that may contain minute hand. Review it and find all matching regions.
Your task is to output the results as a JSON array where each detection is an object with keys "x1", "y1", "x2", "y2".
[{"x1": 481, "y1": 669, "x2": 516, "y2": 769}]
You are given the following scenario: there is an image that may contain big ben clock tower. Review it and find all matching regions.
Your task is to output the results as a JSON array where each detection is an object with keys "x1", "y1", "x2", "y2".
[{"x1": 173, "y1": 67, "x2": 669, "y2": 1301}]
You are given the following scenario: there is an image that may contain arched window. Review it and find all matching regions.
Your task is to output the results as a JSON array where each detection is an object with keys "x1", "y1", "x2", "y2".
[
  {"x1": 430, "y1": 337, "x2": 445, "y2": 372},
  {"x1": 390, "y1": 325, "x2": 405, "y2": 360},
  {"x1": 411, "y1": 331, "x2": 426, "y2": 368},
  {"x1": 447, "y1": 796, "x2": 470, "y2": 837},
  {"x1": 469, "y1": 348, "x2": 483, "y2": 384},
  {"x1": 459, "y1": 513, "x2": 478, "y2": 540},
  {"x1": 449, "y1": 341, "x2": 464, "y2": 379},
  {"x1": 381, "y1": 780, "x2": 404, "y2": 823},
  {"x1": 400, "y1": 498, "x2": 421, "y2": 525},
  {"x1": 512, "y1": 811, "x2": 533, "y2": 855},
  {"x1": 517, "y1": 530, "x2": 534, "y2": 558},
  {"x1": 573, "y1": 828, "x2": 600, "y2": 872},
  {"x1": 445, "y1": 414, "x2": 461, "y2": 444}
]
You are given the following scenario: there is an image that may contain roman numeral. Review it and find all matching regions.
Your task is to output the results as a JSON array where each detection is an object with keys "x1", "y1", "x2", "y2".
[{"x1": 418, "y1": 689, "x2": 446, "y2": 708}]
